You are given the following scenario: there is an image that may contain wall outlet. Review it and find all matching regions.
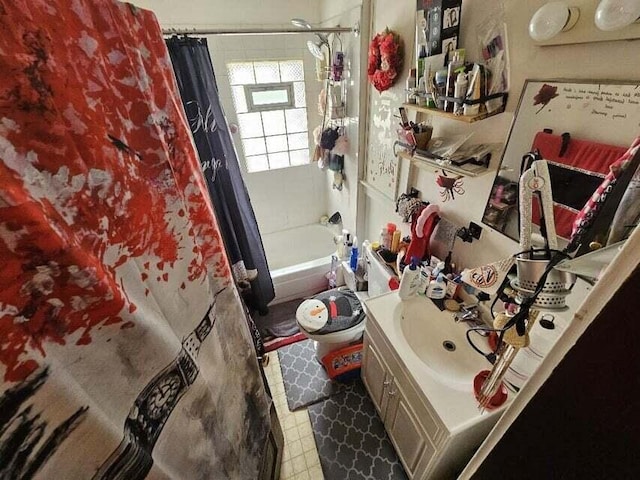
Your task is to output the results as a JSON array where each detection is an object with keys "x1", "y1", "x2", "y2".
[{"x1": 469, "y1": 222, "x2": 482, "y2": 240}]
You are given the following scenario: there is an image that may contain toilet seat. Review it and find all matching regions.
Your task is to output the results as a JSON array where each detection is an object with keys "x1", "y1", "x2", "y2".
[
  {"x1": 296, "y1": 288, "x2": 366, "y2": 360},
  {"x1": 296, "y1": 289, "x2": 365, "y2": 336}
]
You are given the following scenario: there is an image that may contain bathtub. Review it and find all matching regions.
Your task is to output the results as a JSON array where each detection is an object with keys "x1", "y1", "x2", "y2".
[{"x1": 262, "y1": 224, "x2": 336, "y2": 304}]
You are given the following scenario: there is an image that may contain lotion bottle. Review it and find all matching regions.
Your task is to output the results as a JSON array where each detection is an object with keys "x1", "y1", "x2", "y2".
[
  {"x1": 427, "y1": 273, "x2": 447, "y2": 300},
  {"x1": 406, "y1": 68, "x2": 417, "y2": 104},
  {"x1": 398, "y1": 256, "x2": 421, "y2": 300},
  {"x1": 444, "y1": 52, "x2": 462, "y2": 112},
  {"x1": 385, "y1": 223, "x2": 397, "y2": 249},
  {"x1": 453, "y1": 72, "x2": 468, "y2": 115},
  {"x1": 463, "y1": 64, "x2": 481, "y2": 116}
]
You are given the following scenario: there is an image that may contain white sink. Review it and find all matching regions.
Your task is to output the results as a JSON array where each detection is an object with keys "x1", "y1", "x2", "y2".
[
  {"x1": 365, "y1": 292, "x2": 510, "y2": 439},
  {"x1": 397, "y1": 299, "x2": 492, "y2": 390}
]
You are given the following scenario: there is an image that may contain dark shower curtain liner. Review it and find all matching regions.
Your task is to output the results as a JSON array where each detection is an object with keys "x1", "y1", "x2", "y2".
[{"x1": 166, "y1": 36, "x2": 275, "y2": 312}]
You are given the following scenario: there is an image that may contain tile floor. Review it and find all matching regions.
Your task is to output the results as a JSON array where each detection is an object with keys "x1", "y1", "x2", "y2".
[{"x1": 264, "y1": 352, "x2": 325, "y2": 480}]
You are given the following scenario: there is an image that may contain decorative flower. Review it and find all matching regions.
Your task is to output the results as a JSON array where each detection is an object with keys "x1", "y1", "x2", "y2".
[
  {"x1": 368, "y1": 28, "x2": 402, "y2": 93},
  {"x1": 533, "y1": 83, "x2": 559, "y2": 114}
]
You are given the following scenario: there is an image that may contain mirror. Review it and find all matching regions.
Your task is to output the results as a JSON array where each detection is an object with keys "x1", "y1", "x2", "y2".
[{"x1": 482, "y1": 79, "x2": 640, "y2": 253}]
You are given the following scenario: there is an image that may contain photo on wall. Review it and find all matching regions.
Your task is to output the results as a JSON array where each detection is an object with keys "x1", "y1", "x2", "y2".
[
  {"x1": 415, "y1": 0, "x2": 462, "y2": 80},
  {"x1": 443, "y1": 6, "x2": 460, "y2": 29},
  {"x1": 442, "y1": 36, "x2": 458, "y2": 57}
]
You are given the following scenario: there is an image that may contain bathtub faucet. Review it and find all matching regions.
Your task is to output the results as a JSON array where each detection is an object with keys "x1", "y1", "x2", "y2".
[
  {"x1": 327, "y1": 211, "x2": 342, "y2": 234},
  {"x1": 328, "y1": 211, "x2": 342, "y2": 226}
]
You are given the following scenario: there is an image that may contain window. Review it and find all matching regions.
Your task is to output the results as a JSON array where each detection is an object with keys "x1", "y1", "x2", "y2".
[
  {"x1": 227, "y1": 60, "x2": 309, "y2": 173},
  {"x1": 245, "y1": 83, "x2": 294, "y2": 111}
]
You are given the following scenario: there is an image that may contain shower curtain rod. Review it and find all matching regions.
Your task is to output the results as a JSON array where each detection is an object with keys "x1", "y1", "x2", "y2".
[{"x1": 162, "y1": 26, "x2": 357, "y2": 36}]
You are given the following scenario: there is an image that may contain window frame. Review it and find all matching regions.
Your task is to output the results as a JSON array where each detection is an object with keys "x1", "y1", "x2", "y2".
[{"x1": 244, "y1": 82, "x2": 295, "y2": 113}]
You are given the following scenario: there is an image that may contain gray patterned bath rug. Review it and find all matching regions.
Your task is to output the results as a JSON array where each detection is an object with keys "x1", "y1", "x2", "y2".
[
  {"x1": 308, "y1": 380, "x2": 408, "y2": 480},
  {"x1": 277, "y1": 339, "x2": 354, "y2": 411}
]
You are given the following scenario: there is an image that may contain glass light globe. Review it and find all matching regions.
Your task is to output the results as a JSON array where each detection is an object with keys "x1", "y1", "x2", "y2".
[
  {"x1": 595, "y1": 0, "x2": 640, "y2": 31},
  {"x1": 529, "y1": 2, "x2": 578, "y2": 41}
]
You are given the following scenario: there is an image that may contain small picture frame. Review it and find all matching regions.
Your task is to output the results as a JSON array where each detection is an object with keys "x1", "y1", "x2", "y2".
[
  {"x1": 442, "y1": 36, "x2": 458, "y2": 58},
  {"x1": 443, "y1": 7, "x2": 460, "y2": 29}
]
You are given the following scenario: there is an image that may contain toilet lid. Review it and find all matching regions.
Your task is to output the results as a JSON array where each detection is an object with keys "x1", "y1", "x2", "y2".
[{"x1": 296, "y1": 289, "x2": 365, "y2": 335}]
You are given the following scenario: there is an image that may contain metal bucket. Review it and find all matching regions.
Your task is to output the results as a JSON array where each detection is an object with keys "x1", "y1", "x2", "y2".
[
  {"x1": 511, "y1": 279, "x2": 570, "y2": 310},
  {"x1": 515, "y1": 250, "x2": 576, "y2": 293}
]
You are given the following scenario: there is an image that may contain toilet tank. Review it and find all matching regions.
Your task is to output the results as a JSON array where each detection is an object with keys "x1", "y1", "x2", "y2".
[{"x1": 365, "y1": 245, "x2": 397, "y2": 297}]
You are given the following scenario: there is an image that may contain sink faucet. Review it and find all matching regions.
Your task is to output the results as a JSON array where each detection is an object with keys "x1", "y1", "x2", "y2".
[{"x1": 454, "y1": 305, "x2": 488, "y2": 334}]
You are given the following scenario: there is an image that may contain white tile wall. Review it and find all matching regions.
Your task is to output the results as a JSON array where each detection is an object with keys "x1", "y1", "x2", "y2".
[{"x1": 321, "y1": 3, "x2": 362, "y2": 235}]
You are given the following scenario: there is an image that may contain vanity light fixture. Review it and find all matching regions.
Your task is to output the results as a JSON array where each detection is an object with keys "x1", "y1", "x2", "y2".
[
  {"x1": 528, "y1": 1, "x2": 580, "y2": 41},
  {"x1": 594, "y1": 0, "x2": 640, "y2": 31}
]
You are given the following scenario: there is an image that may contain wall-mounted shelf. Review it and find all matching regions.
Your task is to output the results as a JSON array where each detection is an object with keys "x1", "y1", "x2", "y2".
[
  {"x1": 402, "y1": 103, "x2": 505, "y2": 123},
  {"x1": 397, "y1": 151, "x2": 493, "y2": 178}
]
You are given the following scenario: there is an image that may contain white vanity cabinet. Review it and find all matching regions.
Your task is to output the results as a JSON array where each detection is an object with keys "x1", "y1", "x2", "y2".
[
  {"x1": 363, "y1": 336, "x2": 438, "y2": 477},
  {"x1": 361, "y1": 293, "x2": 508, "y2": 479},
  {"x1": 363, "y1": 318, "x2": 443, "y2": 479}
]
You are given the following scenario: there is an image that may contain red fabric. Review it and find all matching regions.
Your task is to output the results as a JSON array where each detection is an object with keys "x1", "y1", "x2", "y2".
[
  {"x1": 0, "y1": 1, "x2": 228, "y2": 383},
  {"x1": 329, "y1": 299, "x2": 338, "y2": 319},
  {"x1": 531, "y1": 131, "x2": 628, "y2": 238},
  {"x1": 533, "y1": 131, "x2": 628, "y2": 175},
  {"x1": 570, "y1": 137, "x2": 640, "y2": 246},
  {"x1": 0, "y1": 4, "x2": 273, "y2": 479},
  {"x1": 263, "y1": 332, "x2": 307, "y2": 353}
]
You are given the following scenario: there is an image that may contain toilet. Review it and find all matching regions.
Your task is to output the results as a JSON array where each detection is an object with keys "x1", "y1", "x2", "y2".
[{"x1": 295, "y1": 288, "x2": 366, "y2": 361}]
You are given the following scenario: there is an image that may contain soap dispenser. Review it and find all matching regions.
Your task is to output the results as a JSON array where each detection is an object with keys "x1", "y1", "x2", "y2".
[{"x1": 398, "y1": 256, "x2": 421, "y2": 300}]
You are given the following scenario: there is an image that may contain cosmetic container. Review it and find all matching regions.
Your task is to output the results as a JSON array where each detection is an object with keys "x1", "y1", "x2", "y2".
[
  {"x1": 390, "y1": 230, "x2": 401, "y2": 253},
  {"x1": 453, "y1": 72, "x2": 467, "y2": 115},
  {"x1": 398, "y1": 257, "x2": 421, "y2": 300},
  {"x1": 427, "y1": 273, "x2": 447, "y2": 299},
  {"x1": 379, "y1": 228, "x2": 390, "y2": 250}
]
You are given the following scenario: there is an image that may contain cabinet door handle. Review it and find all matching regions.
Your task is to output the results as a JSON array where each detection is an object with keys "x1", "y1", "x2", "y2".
[
  {"x1": 383, "y1": 380, "x2": 391, "y2": 387},
  {"x1": 388, "y1": 389, "x2": 397, "y2": 396}
]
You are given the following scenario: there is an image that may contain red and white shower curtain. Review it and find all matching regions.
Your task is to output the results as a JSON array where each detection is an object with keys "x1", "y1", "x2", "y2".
[{"x1": 0, "y1": 1, "x2": 270, "y2": 478}]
